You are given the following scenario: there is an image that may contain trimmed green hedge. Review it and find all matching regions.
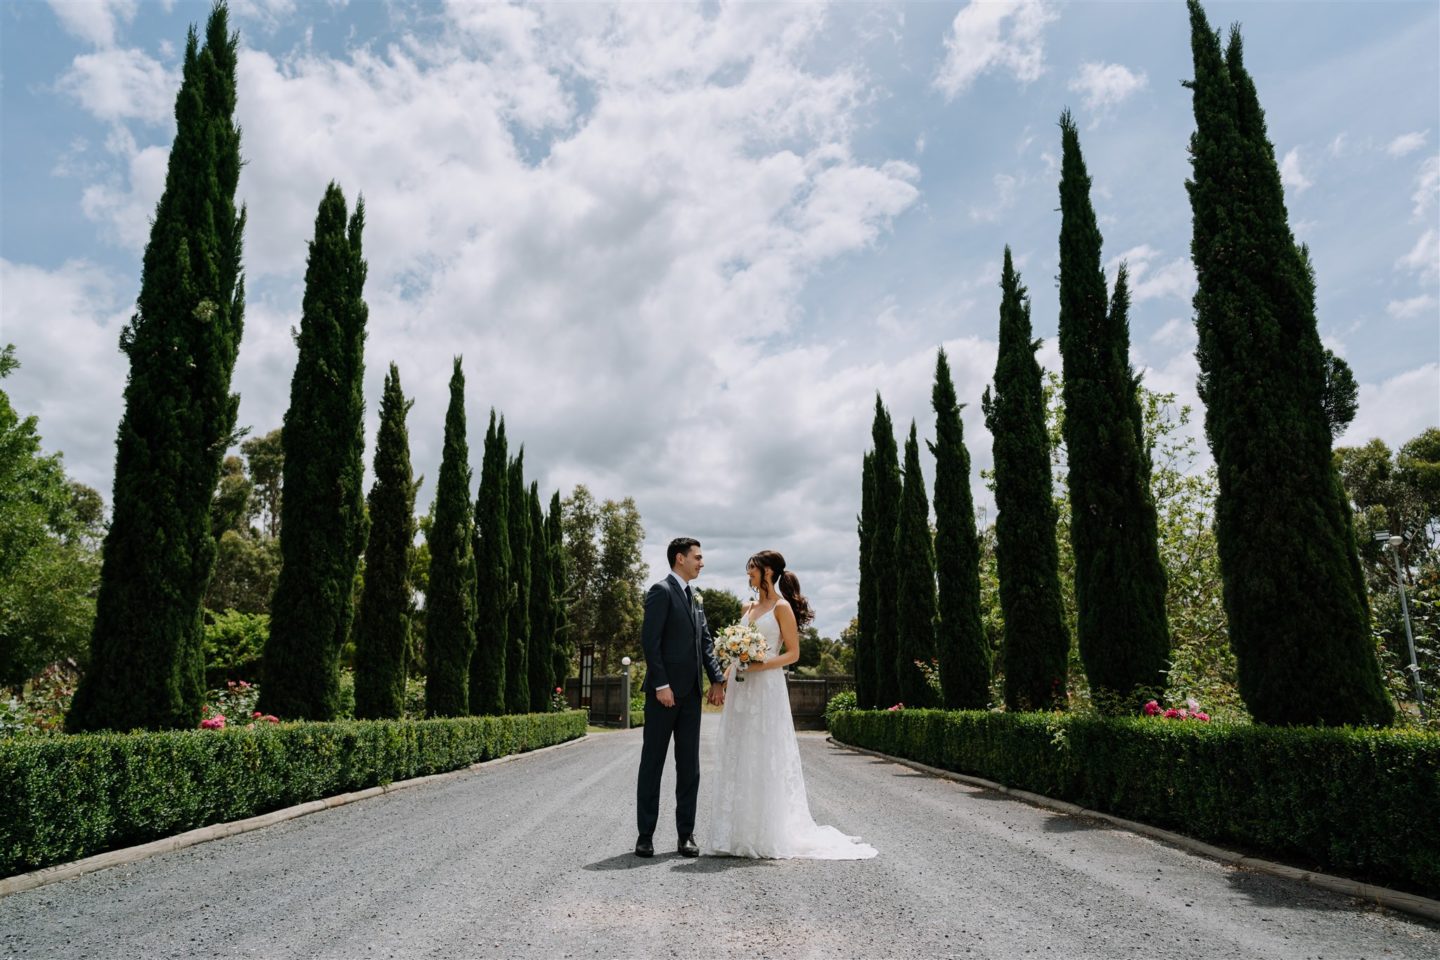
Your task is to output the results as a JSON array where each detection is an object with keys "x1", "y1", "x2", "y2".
[
  {"x1": 1, "y1": 710, "x2": 586, "y2": 878},
  {"x1": 831, "y1": 709, "x2": 1440, "y2": 896}
]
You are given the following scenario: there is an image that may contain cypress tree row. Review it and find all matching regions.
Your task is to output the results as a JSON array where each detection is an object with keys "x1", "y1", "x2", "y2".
[
  {"x1": 354, "y1": 363, "x2": 415, "y2": 720},
  {"x1": 868, "y1": 396, "x2": 903, "y2": 709},
  {"x1": 1185, "y1": 0, "x2": 1391, "y2": 726},
  {"x1": 527, "y1": 482, "x2": 554, "y2": 711},
  {"x1": 894, "y1": 422, "x2": 938, "y2": 707},
  {"x1": 547, "y1": 490, "x2": 570, "y2": 692},
  {"x1": 929, "y1": 348, "x2": 990, "y2": 709},
  {"x1": 470, "y1": 412, "x2": 509, "y2": 715},
  {"x1": 69, "y1": 4, "x2": 247, "y2": 732},
  {"x1": 258, "y1": 184, "x2": 369, "y2": 721},
  {"x1": 982, "y1": 248, "x2": 1070, "y2": 712},
  {"x1": 425, "y1": 359, "x2": 477, "y2": 717},
  {"x1": 855, "y1": 451, "x2": 877, "y2": 708},
  {"x1": 1057, "y1": 113, "x2": 1171, "y2": 712},
  {"x1": 505, "y1": 450, "x2": 531, "y2": 712}
]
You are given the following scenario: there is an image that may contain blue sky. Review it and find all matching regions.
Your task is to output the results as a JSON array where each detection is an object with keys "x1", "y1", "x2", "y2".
[{"x1": 3, "y1": 0, "x2": 1438, "y2": 636}]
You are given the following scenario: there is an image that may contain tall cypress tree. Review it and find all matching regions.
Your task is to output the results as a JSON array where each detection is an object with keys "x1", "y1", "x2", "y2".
[
  {"x1": 425, "y1": 359, "x2": 476, "y2": 717},
  {"x1": 894, "y1": 422, "x2": 938, "y2": 707},
  {"x1": 470, "y1": 412, "x2": 509, "y2": 715},
  {"x1": 982, "y1": 248, "x2": 1069, "y2": 712},
  {"x1": 258, "y1": 184, "x2": 369, "y2": 721},
  {"x1": 1057, "y1": 114, "x2": 1171, "y2": 712},
  {"x1": 1185, "y1": 0, "x2": 1391, "y2": 725},
  {"x1": 354, "y1": 363, "x2": 414, "y2": 720},
  {"x1": 506, "y1": 450, "x2": 531, "y2": 712},
  {"x1": 868, "y1": 396, "x2": 903, "y2": 708},
  {"x1": 930, "y1": 348, "x2": 990, "y2": 709},
  {"x1": 69, "y1": 3, "x2": 247, "y2": 733},
  {"x1": 547, "y1": 489, "x2": 570, "y2": 692},
  {"x1": 527, "y1": 482, "x2": 554, "y2": 712},
  {"x1": 855, "y1": 450, "x2": 877, "y2": 708}
]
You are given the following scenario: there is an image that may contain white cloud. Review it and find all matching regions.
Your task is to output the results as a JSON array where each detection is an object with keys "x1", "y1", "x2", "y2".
[
  {"x1": 1067, "y1": 61, "x2": 1147, "y2": 114},
  {"x1": 968, "y1": 172, "x2": 1018, "y2": 222},
  {"x1": 57, "y1": 47, "x2": 177, "y2": 125},
  {"x1": 1413, "y1": 154, "x2": 1439, "y2": 219},
  {"x1": 1327, "y1": 132, "x2": 1348, "y2": 158},
  {"x1": 1339, "y1": 363, "x2": 1440, "y2": 450},
  {"x1": 1386, "y1": 294, "x2": 1438, "y2": 321},
  {"x1": 1398, "y1": 228, "x2": 1439, "y2": 282},
  {"x1": 47, "y1": 0, "x2": 137, "y2": 48},
  {"x1": 1279, "y1": 147, "x2": 1312, "y2": 194},
  {"x1": 1387, "y1": 130, "x2": 1428, "y2": 157},
  {"x1": 934, "y1": 0, "x2": 1057, "y2": 100},
  {"x1": 1105, "y1": 245, "x2": 1196, "y2": 304}
]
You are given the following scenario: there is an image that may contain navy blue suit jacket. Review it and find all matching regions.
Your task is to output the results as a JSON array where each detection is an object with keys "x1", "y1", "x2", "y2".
[{"x1": 640, "y1": 576, "x2": 726, "y2": 694}]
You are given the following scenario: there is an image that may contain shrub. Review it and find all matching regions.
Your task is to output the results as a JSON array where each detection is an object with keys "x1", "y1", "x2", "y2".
[
  {"x1": 824, "y1": 690, "x2": 857, "y2": 729},
  {"x1": 0, "y1": 710, "x2": 586, "y2": 877},
  {"x1": 202, "y1": 610, "x2": 269, "y2": 688},
  {"x1": 830, "y1": 709, "x2": 1440, "y2": 896}
]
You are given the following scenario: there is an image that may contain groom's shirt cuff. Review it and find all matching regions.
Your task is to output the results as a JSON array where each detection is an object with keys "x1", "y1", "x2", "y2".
[{"x1": 655, "y1": 684, "x2": 670, "y2": 691}]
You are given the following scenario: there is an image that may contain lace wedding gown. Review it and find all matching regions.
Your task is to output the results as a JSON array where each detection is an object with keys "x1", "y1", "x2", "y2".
[{"x1": 703, "y1": 607, "x2": 878, "y2": 860}]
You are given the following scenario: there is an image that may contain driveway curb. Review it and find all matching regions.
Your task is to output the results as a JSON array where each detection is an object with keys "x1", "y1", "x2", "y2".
[
  {"x1": 827, "y1": 736, "x2": 1440, "y2": 924},
  {"x1": 0, "y1": 733, "x2": 591, "y2": 900}
]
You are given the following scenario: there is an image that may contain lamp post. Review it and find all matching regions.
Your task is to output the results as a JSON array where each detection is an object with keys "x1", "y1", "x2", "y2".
[
  {"x1": 621, "y1": 656, "x2": 632, "y2": 730},
  {"x1": 1387, "y1": 535, "x2": 1425, "y2": 709}
]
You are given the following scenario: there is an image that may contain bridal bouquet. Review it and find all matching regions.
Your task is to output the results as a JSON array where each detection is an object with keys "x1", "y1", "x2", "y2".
[{"x1": 715, "y1": 622, "x2": 767, "y2": 681}]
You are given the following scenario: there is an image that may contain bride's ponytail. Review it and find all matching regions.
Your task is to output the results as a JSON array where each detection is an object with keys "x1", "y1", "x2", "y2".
[{"x1": 776, "y1": 570, "x2": 814, "y2": 628}]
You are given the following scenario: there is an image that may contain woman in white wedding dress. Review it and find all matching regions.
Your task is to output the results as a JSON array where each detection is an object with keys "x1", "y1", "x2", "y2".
[{"x1": 703, "y1": 550, "x2": 878, "y2": 860}]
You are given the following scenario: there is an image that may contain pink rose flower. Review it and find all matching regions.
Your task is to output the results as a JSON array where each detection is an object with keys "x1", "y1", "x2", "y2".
[
  {"x1": 1143, "y1": 700, "x2": 1160, "y2": 716},
  {"x1": 263, "y1": 715, "x2": 279, "y2": 723},
  {"x1": 1195, "y1": 711, "x2": 1210, "y2": 722},
  {"x1": 1163, "y1": 708, "x2": 1180, "y2": 719}
]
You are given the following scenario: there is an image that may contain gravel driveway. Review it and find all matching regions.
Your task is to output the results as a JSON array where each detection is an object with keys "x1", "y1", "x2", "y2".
[{"x1": 1, "y1": 725, "x2": 1435, "y2": 959}]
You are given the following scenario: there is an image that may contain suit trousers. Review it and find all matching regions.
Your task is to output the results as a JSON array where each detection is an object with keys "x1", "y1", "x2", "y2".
[{"x1": 636, "y1": 680, "x2": 703, "y2": 840}]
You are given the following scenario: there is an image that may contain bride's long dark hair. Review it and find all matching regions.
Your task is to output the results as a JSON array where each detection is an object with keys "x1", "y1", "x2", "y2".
[{"x1": 748, "y1": 549, "x2": 814, "y2": 628}]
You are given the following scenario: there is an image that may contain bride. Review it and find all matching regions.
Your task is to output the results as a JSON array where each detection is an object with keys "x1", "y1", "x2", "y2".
[{"x1": 703, "y1": 550, "x2": 878, "y2": 860}]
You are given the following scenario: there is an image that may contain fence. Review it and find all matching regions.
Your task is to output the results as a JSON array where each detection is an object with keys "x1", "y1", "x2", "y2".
[{"x1": 566, "y1": 674, "x2": 854, "y2": 729}]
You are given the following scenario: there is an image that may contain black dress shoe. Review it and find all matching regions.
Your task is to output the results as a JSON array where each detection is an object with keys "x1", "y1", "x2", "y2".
[
  {"x1": 634, "y1": 836, "x2": 654, "y2": 858},
  {"x1": 678, "y1": 835, "x2": 700, "y2": 858}
]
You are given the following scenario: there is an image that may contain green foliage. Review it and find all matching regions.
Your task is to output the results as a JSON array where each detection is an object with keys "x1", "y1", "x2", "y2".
[
  {"x1": 929, "y1": 348, "x2": 990, "y2": 709},
  {"x1": 855, "y1": 451, "x2": 877, "y2": 709},
  {"x1": 560, "y1": 485, "x2": 600, "y2": 658},
  {"x1": 0, "y1": 710, "x2": 586, "y2": 877},
  {"x1": 69, "y1": 4, "x2": 247, "y2": 733},
  {"x1": 201, "y1": 610, "x2": 268, "y2": 687},
  {"x1": 823, "y1": 689, "x2": 857, "y2": 729},
  {"x1": 210, "y1": 455, "x2": 252, "y2": 539},
  {"x1": 588, "y1": 496, "x2": 646, "y2": 673},
  {"x1": 697, "y1": 588, "x2": 742, "y2": 633},
  {"x1": 239, "y1": 428, "x2": 283, "y2": 538},
  {"x1": 982, "y1": 249, "x2": 1069, "y2": 711},
  {"x1": 471, "y1": 413, "x2": 510, "y2": 716},
  {"x1": 895, "y1": 422, "x2": 938, "y2": 707},
  {"x1": 260, "y1": 184, "x2": 370, "y2": 723},
  {"x1": 1185, "y1": 1, "x2": 1390, "y2": 726},
  {"x1": 1056, "y1": 115, "x2": 1171, "y2": 712},
  {"x1": 527, "y1": 483, "x2": 554, "y2": 712},
  {"x1": 354, "y1": 364, "x2": 415, "y2": 720},
  {"x1": 546, "y1": 490, "x2": 570, "y2": 686},
  {"x1": 832, "y1": 708, "x2": 1440, "y2": 895},
  {"x1": 868, "y1": 396, "x2": 903, "y2": 708},
  {"x1": 505, "y1": 452, "x2": 531, "y2": 713},
  {"x1": 425, "y1": 359, "x2": 477, "y2": 717}
]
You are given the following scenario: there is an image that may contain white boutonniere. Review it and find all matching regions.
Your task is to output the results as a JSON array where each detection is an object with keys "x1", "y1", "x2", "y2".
[{"x1": 692, "y1": 589, "x2": 704, "y2": 609}]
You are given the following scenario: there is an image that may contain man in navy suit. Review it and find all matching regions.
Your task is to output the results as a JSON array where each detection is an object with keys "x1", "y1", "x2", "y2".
[{"x1": 634, "y1": 537, "x2": 727, "y2": 857}]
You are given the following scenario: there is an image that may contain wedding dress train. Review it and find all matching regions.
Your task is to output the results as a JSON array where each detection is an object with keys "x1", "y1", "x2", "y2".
[{"x1": 703, "y1": 607, "x2": 878, "y2": 860}]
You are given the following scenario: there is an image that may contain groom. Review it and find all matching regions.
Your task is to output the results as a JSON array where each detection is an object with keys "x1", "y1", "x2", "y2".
[{"x1": 634, "y1": 537, "x2": 727, "y2": 858}]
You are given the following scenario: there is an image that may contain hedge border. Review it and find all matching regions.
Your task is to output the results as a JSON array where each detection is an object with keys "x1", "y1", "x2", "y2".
[
  {"x1": 1, "y1": 711, "x2": 587, "y2": 887},
  {"x1": 829, "y1": 736, "x2": 1440, "y2": 924}
]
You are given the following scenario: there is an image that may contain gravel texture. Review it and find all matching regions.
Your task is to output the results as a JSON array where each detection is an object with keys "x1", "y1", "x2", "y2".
[{"x1": 1, "y1": 725, "x2": 1436, "y2": 959}]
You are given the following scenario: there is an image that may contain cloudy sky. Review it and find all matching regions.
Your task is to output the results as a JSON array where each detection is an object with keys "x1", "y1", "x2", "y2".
[{"x1": 3, "y1": 0, "x2": 1437, "y2": 637}]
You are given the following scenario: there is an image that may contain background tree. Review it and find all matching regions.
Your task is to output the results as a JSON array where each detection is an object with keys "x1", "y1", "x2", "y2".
[
  {"x1": 424, "y1": 359, "x2": 477, "y2": 717},
  {"x1": 697, "y1": 588, "x2": 742, "y2": 633},
  {"x1": 1185, "y1": 0, "x2": 1390, "y2": 725},
  {"x1": 258, "y1": 184, "x2": 369, "y2": 722},
  {"x1": 546, "y1": 491, "x2": 570, "y2": 688},
  {"x1": 68, "y1": 5, "x2": 247, "y2": 732},
  {"x1": 868, "y1": 396, "x2": 903, "y2": 708},
  {"x1": 210, "y1": 455, "x2": 252, "y2": 538},
  {"x1": 894, "y1": 422, "x2": 938, "y2": 706},
  {"x1": 0, "y1": 347, "x2": 102, "y2": 689},
  {"x1": 930, "y1": 348, "x2": 990, "y2": 708},
  {"x1": 354, "y1": 364, "x2": 415, "y2": 720},
  {"x1": 855, "y1": 451, "x2": 876, "y2": 707},
  {"x1": 505, "y1": 451, "x2": 531, "y2": 712},
  {"x1": 982, "y1": 248, "x2": 1069, "y2": 712},
  {"x1": 561, "y1": 485, "x2": 601, "y2": 659},
  {"x1": 470, "y1": 412, "x2": 509, "y2": 715},
  {"x1": 241, "y1": 428, "x2": 283, "y2": 538},
  {"x1": 1057, "y1": 114, "x2": 1170, "y2": 711},
  {"x1": 527, "y1": 483, "x2": 554, "y2": 711},
  {"x1": 592, "y1": 497, "x2": 646, "y2": 673}
]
